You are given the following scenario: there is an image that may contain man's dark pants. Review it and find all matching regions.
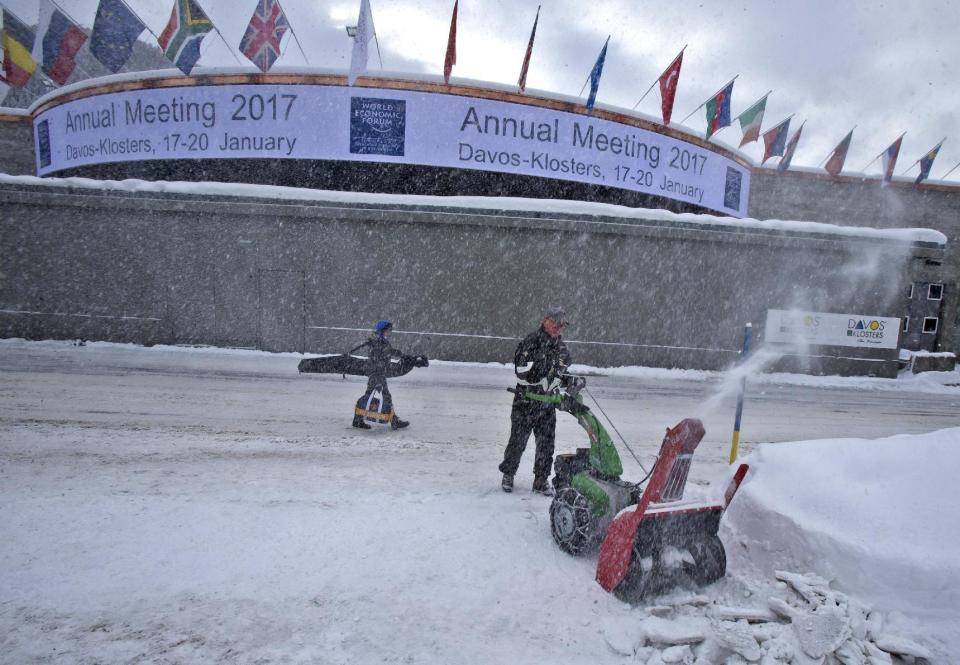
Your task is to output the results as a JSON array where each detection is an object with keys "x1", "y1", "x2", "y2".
[{"x1": 499, "y1": 394, "x2": 556, "y2": 481}]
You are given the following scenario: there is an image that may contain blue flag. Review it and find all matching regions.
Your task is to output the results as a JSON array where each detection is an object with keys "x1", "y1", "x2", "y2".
[
  {"x1": 585, "y1": 37, "x2": 609, "y2": 115},
  {"x1": 916, "y1": 141, "x2": 944, "y2": 185},
  {"x1": 90, "y1": 0, "x2": 146, "y2": 73}
]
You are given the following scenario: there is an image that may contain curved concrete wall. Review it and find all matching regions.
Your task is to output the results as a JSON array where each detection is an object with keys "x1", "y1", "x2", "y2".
[{"x1": 0, "y1": 180, "x2": 943, "y2": 376}]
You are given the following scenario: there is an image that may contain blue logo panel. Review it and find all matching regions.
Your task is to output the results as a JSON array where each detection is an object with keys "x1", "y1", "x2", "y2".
[
  {"x1": 37, "y1": 120, "x2": 52, "y2": 169},
  {"x1": 350, "y1": 97, "x2": 406, "y2": 156},
  {"x1": 723, "y1": 166, "x2": 742, "y2": 211}
]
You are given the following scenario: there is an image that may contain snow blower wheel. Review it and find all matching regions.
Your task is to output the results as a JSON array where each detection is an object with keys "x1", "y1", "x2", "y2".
[
  {"x1": 611, "y1": 543, "x2": 656, "y2": 603},
  {"x1": 684, "y1": 534, "x2": 727, "y2": 586},
  {"x1": 549, "y1": 487, "x2": 595, "y2": 555}
]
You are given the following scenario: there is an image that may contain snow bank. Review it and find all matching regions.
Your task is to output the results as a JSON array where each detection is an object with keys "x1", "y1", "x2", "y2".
[{"x1": 724, "y1": 428, "x2": 960, "y2": 657}]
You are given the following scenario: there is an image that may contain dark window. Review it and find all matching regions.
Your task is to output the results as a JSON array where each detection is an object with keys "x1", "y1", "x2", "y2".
[
  {"x1": 922, "y1": 317, "x2": 938, "y2": 334},
  {"x1": 928, "y1": 283, "x2": 943, "y2": 300},
  {"x1": 902, "y1": 317, "x2": 909, "y2": 333},
  {"x1": 907, "y1": 283, "x2": 914, "y2": 299}
]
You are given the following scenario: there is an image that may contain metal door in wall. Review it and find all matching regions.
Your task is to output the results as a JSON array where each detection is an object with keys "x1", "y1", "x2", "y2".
[{"x1": 258, "y1": 269, "x2": 305, "y2": 352}]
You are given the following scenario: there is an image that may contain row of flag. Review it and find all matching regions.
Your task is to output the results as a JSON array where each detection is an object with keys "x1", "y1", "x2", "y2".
[
  {"x1": 1, "y1": 0, "x2": 296, "y2": 83},
  {"x1": 446, "y1": 2, "x2": 958, "y2": 185},
  {"x1": 1, "y1": 0, "x2": 956, "y2": 185}
]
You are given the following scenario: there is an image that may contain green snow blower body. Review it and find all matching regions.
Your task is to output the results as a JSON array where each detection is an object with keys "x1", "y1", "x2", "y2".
[{"x1": 521, "y1": 379, "x2": 749, "y2": 602}]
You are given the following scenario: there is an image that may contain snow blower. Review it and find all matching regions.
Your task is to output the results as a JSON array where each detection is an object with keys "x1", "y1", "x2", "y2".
[{"x1": 520, "y1": 377, "x2": 749, "y2": 602}]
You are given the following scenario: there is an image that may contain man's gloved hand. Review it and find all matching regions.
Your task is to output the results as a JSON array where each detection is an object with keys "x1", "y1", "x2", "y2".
[{"x1": 561, "y1": 374, "x2": 586, "y2": 391}]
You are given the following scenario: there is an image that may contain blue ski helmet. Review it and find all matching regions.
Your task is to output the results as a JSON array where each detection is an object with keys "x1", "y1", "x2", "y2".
[{"x1": 375, "y1": 319, "x2": 393, "y2": 335}]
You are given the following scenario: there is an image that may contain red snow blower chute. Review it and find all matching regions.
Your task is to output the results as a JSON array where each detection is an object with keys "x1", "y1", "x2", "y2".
[{"x1": 523, "y1": 378, "x2": 750, "y2": 602}]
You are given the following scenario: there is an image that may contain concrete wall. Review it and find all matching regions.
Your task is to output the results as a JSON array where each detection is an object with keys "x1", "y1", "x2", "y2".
[
  {"x1": 0, "y1": 181, "x2": 943, "y2": 376},
  {"x1": 0, "y1": 113, "x2": 33, "y2": 176},
  {"x1": 749, "y1": 169, "x2": 960, "y2": 353}
]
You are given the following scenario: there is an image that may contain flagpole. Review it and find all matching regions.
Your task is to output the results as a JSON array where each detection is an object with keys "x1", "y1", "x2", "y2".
[
  {"x1": 117, "y1": 0, "x2": 162, "y2": 44},
  {"x1": 764, "y1": 113, "x2": 795, "y2": 135},
  {"x1": 632, "y1": 44, "x2": 686, "y2": 110},
  {"x1": 284, "y1": 21, "x2": 311, "y2": 65},
  {"x1": 517, "y1": 4, "x2": 540, "y2": 93},
  {"x1": 373, "y1": 34, "x2": 383, "y2": 69},
  {"x1": 207, "y1": 24, "x2": 244, "y2": 66},
  {"x1": 899, "y1": 137, "x2": 946, "y2": 175},
  {"x1": 861, "y1": 131, "x2": 906, "y2": 172},
  {"x1": 678, "y1": 74, "x2": 738, "y2": 125},
  {"x1": 736, "y1": 90, "x2": 772, "y2": 121},
  {"x1": 578, "y1": 35, "x2": 610, "y2": 97},
  {"x1": 942, "y1": 160, "x2": 960, "y2": 180},
  {"x1": 818, "y1": 125, "x2": 856, "y2": 168}
]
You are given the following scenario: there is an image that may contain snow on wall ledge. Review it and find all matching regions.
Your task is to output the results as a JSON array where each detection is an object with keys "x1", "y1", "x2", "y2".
[
  {"x1": 723, "y1": 427, "x2": 960, "y2": 656},
  {"x1": 0, "y1": 174, "x2": 947, "y2": 246}
]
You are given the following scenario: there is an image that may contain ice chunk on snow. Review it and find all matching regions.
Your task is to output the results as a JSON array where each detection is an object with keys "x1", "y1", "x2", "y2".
[
  {"x1": 711, "y1": 619, "x2": 762, "y2": 661},
  {"x1": 873, "y1": 634, "x2": 932, "y2": 659},
  {"x1": 640, "y1": 616, "x2": 709, "y2": 645}
]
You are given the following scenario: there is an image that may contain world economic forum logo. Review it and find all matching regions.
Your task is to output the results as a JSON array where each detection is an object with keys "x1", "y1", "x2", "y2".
[
  {"x1": 350, "y1": 97, "x2": 406, "y2": 157},
  {"x1": 37, "y1": 119, "x2": 52, "y2": 168},
  {"x1": 723, "y1": 166, "x2": 742, "y2": 210}
]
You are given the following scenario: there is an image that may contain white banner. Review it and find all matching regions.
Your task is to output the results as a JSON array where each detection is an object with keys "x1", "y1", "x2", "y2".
[
  {"x1": 33, "y1": 83, "x2": 750, "y2": 217},
  {"x1": 765, "y1": 309, "x2": 901, "y2": 349}
]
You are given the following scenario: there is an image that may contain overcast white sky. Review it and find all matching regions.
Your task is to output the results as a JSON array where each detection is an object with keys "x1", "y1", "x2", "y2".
[{"x1": 6, "y1": 0, "x2": 960, "y2": 179}]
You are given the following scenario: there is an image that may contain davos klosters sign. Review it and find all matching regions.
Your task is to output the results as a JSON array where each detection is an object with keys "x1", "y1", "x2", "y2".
[
  {"x1": 33, "y1": 83, "x2": 750, "y2": 217},
  {"x1": 765, "y1": 309, "x2": 901, "y2": 349}
]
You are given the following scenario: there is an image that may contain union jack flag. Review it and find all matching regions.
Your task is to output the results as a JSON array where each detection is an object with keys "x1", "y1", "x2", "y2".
[{"x1": 240, "y1": 0, "x2": 290, "y2": 73}]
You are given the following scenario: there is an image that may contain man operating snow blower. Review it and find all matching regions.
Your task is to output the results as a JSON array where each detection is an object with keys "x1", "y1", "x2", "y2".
[{"x1": 498, "y1": 306, "x2": 573, "y2": 495}]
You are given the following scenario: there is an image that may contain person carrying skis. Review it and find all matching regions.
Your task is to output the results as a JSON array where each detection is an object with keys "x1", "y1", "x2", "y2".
[
  {"x1": 352, "y1": 319, "x2": 411, "y2": 430},
  {"x1": 499, "y1": 306, "x2": 572, "y2": 495}
]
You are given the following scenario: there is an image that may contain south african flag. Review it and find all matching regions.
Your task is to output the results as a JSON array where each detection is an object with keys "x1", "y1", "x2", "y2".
[{"x1": 158, "y1": 0, "x2": 213, "y2": 76}]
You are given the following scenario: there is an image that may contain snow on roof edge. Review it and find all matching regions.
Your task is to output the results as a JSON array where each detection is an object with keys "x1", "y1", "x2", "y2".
[{"x1": 0, "y1": 173, "x2": 946, "y2": 246}]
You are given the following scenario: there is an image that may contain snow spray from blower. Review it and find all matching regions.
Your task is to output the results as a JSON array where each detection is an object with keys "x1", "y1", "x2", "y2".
[{"x1": 693, "y1": 323, "x2": 786, "y2": 464}]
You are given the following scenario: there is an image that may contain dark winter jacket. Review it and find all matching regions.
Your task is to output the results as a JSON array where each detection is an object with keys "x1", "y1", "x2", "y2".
[
  {"x1": 514, "y1": 326, "x2": 572, "y2": 394},
  {"x1": 365, "y1": 334, "x2": 403, "y2": 379}
]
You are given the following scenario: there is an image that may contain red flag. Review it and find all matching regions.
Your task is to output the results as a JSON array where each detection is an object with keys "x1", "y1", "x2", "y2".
[
  {"x1": 517, "y1": 5, "x2": 539, "y2": 93},
  {"x1": 825, "y1": 129, "x2": 854, "y2": 176},
  {"x1": 658, "y1": 49, "x2": 683, "y2": 125},
  {"x1": 443, "y1": 0, "x2": 457, "y2": 84},
  {"x1": 761, "y1": 117, "x2": 790, "y2": 164}
]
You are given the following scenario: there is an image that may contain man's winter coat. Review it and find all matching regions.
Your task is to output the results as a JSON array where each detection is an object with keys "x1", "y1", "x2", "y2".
[
  {"x1": 365, "y1": 334, "x2": 402, "y2": 380},
  {"x1": 514, "y1": 326, "x2": 572, "y2": 394}
]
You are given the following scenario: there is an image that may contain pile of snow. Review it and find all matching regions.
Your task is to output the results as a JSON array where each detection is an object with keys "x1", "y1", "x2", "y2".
[
  {"x1": 603, "y1": 428, "x2": 958, "y2": 663},
  {"x1": 602, "y1": 571, "x2": 935, "y2": 663}
]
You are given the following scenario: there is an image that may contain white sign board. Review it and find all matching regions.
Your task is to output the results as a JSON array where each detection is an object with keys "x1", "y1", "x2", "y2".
[
  {"x1": 765, "y1": 309, "x2": 901, "y2": 349},
  {"x1": 33, "y1": 84, "x2": 751, "y2": 217}
]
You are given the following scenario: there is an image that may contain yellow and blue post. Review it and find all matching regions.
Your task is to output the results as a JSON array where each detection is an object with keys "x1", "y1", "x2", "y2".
[{"x1": 729, "y1": 322, "x2": 752, "y2": 464}]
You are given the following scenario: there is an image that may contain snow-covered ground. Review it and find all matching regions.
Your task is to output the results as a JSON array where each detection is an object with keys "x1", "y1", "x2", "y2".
[{"x1": 1, "y1": 339, "x2": 958, "y2": 664}]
